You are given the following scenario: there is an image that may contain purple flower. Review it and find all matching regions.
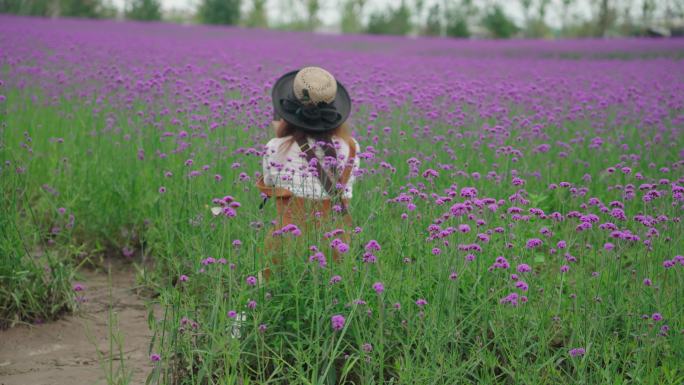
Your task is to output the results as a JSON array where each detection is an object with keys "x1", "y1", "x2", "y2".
[
  {"x1": 335, "y1": 242, "x2": 350, "y2": 254},
  {"x1": 517, "y1": 264, "x2": 531, "y2": 273},
  {"x1": 227, "y1": 310, "x2": 237, "y2": 318},
  {"x1": 415, "y1": 298, "x2": 428, "y2": 307},
  {"x1": 247, "y1": 300, "x2": 257, "y2": 309},
  {"x1": 372, "y1": 282, "x2": 385, "y2": 294},
  {"x1": 72, "y1": 283, "x2": 85, "y2": 292},
  {"x1": 365, "y1": 240, "x2": 381, "y2": 252},
  {"x1": 179, "y1": 274, "x2": 188, "y2": 282},
  {"x1": 526, "y1": 238, "x2": 543, "y2": 249},
  {"x1": 362, "y1": 252, "x2": 377, "y2": 264},
  {"x1": 652, "y1": 313, "x2": 663, "y2": 321},
  {"x1": 515, "y1": 281, "x2": 529, "y2": 291},
  {"x1": 150, "y1": 353, "x2": 161, "y2": 362},
  {"x1": 331, "y1": 314, "x2": 346, "y2": 331},
  {"x1": 422, "y1": 168, "x2": 439, "y2": 178},
  {"x1": 500, "y1": 292, "x2": 520, "y2": 306},
  {"x1": 246, "y1": 275, "x2": 257, "y2": 286},
  {"x1": 569, "y1": 348, "x2": 585, "y2": 357},
  {"x1": 663, "y1": 260, "x2": 675, "y2": 269},
  {"x1": 362, "y1": 343, "x2": 373, "y2": 352},
  {"x1": 329, "y1": 275, "x2": 342, "y2": 285},
  {"x1": 309, "y1": 252, "x2": 327, "y2": 268}
]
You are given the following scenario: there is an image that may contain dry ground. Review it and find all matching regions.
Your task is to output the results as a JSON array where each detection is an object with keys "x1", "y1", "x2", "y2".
[{"x1": 0, "y1": 264, "x2": 154, "y2": 385}]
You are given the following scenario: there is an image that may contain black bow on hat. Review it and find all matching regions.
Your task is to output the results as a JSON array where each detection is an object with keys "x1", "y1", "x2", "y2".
[
  {"x1": 271, "y1": 69, "x2": 352, "y2": 133},
  {"x1": 279, "y1": 96, "x2": 343, "y2": 126}
]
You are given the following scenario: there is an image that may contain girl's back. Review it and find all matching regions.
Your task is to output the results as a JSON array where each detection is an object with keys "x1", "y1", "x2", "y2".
[{"x1": 262, "y1": 134, "x2": 361, "y2": 200}]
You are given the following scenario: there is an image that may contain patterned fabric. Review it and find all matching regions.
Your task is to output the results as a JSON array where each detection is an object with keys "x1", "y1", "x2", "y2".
[{"x1": 262, "y1": 136, "x2": 361, "y2": 199}]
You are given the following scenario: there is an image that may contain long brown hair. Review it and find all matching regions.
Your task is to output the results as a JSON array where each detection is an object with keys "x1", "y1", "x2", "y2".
[{"x1": 274, "y1": 120, "x2": 353, "y2": 153}]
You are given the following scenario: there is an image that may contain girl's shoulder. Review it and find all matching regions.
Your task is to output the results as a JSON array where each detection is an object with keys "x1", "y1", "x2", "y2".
[{"x1": 264, "y1": 136, "x2": 291, "y2": 151}]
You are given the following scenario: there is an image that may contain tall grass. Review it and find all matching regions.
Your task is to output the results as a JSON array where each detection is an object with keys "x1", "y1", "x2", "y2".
[{"x1": 1, "y1": 113, "x2": 75, "y2": 327}]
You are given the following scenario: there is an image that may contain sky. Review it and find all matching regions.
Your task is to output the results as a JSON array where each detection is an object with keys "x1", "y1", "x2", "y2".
[{"x1": 110, "y1": 0, "x2": 598, "y2": 29}]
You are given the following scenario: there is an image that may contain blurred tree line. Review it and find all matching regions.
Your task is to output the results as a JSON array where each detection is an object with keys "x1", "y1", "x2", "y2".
[
  {"x1": 0, "y1": 0, "x2": 118, "y2": 18},
  {"x1": 1, "y1": 0, "x2": 683, "y2": 38},
  {"x1": 0, "y1": 0, "x2": 161, "y2": 20}
]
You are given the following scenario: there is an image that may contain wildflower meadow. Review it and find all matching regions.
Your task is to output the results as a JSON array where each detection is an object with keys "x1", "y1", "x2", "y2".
[{"x1": 1, "y1": 15, "x2": 683, "y2": 385}]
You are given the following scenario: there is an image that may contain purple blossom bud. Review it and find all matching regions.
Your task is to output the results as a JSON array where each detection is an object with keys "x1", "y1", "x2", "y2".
[
  {"x1": 331, "y1": 314, "x2": 346, "y2": 331},
  {"x1": 372, "y1": 282, "x2": 385, "y2": 294}
]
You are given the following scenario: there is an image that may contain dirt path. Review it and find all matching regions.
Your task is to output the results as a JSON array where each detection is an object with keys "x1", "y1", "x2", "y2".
[{"x1": 0, "y1": 265, "x2": 155, "y2": 385}]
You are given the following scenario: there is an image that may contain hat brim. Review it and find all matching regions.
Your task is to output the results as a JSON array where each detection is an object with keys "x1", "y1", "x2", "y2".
[{"x1": 271, "y1": 70, "x2": 351, "y2": 133}]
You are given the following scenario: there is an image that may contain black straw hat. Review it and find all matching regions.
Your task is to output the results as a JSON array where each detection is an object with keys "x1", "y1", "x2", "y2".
[{"x1": 271, "y1": 67, "x2": 351, "y2": 133}]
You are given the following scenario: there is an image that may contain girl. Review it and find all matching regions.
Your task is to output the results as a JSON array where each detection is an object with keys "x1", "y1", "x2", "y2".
[{"x1": 257, "y1": 66, "x2": 360, "y2": 278}]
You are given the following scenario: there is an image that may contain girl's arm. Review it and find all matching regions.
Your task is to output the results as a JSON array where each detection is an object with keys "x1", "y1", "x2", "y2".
[
  {"x1": 262, "y1": 142, "x2": 274, "y2": 186},
  {"x1": 353, "y1": 138, "x2": 361, "y2": 173}
]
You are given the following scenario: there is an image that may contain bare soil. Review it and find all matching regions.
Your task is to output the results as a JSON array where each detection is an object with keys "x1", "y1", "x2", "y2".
[{"x1": 0, "y1": 264, "x2": 155, "y2": 385}]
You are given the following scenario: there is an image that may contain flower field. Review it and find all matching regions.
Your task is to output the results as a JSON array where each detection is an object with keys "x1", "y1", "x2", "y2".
[{"x1": 1, "y1": 15, "x2": 683, "y2": 384}]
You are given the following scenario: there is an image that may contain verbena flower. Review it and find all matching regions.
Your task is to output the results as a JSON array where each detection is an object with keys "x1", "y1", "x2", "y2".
[
  {"x1": 569, "y1": 348, "x2": 585, "y2": 357},
  {"x1": 526, "y1": 238, "x2": 543, "y2": 249},
  {"x1": 331, "y1": 314, "x2": 345, "y2": 331}
]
